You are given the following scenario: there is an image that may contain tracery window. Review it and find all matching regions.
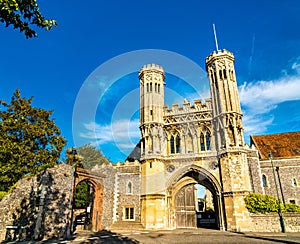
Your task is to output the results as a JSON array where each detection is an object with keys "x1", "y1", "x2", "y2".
[
  {"x1": 206, "y1": 133, "x2": 211, "y2": 150},
  {"x1": 170, "y1": 136, "x2": 175, "y2": 154},
  {"x1": 176, "y1": 136, "x2": 180, "y2": 153},
  {"x1": 200, "y1": 133, "x2": 205, "y2": 151}
]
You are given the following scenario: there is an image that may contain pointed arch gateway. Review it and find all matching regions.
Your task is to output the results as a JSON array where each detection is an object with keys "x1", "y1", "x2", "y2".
[
  {"x1": 166, "y1": 164, "x2": 224, "y2": 230},
  {"x1": 72, "y1": 168, "x2": 104, "y2": 232}
]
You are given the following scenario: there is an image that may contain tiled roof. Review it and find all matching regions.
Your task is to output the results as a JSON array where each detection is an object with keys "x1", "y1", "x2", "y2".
[
  {"x1": 126, "y1": 140, "x2": 141, "y2": 162},
  {"x1": 250, "y1": 131, "x2": 300, "y2": 160}
]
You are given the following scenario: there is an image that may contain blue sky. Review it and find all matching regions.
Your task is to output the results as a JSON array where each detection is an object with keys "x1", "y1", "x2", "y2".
[{"x1": 1, "y1": 0, "x2": 300, "y2": 163}]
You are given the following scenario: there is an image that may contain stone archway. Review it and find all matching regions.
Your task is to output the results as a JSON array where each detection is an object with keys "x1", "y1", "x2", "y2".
[
  {"x1": 72, "y1": 168, "x2": 104, "y2": 232},
  {"x1": 166, "y1": 164, "x2": 225, "y2": 230}
]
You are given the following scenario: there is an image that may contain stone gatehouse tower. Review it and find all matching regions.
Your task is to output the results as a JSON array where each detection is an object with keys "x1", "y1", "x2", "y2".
[{"x1": 136, "y1": 49, "x2": 256, "y2": 231}]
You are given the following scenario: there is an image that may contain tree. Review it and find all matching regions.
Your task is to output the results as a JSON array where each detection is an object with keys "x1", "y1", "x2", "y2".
[
  {"x1": 0, "y1": 0, "x2": 57, "y2": 38},
  {"x1": 66, "y1": 144, "x2": 110, "y2": 169},
  {"x1": 0, "y1": 89, "x2": 66, "y2": 191}
]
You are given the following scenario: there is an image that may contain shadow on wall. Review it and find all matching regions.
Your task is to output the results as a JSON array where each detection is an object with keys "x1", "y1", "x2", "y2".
[{"x1": 3, "y1": 165, "x2": 72, "y2": 242}]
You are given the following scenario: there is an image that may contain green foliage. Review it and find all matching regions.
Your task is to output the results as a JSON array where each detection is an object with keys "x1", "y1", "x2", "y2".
[
  {"x1": 0, "y1": 0, "x2": 57, "y2": 38},
  {"x1": 0, "y1": 191, "x2": 7, "y2": 201},
  {"x1": 284, "y1": 203, "x2": 300, "y2": 212},
  {"x1": 0, "y1": 89, "x2": 66, "y2": 191},
  {"x1": 66, "y1": 144, "x2": 110, "y2": 169},
  {"x1": 74, "y1": 181, "x2": 89, "y2": 208},
  {"x1": 244, "y1": 193, "x2": 279, "y2": 213}
]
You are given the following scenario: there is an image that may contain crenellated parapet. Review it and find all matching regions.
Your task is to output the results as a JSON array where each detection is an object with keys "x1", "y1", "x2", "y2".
[
  {"x1": 205, "y1": 49, "x2": 234, "y2": 66},
  {"x1": 163, "y1": 98, "x2": 212, "y2": 116},
  {"x1": 138, "y1": 63, "x2": 165, "y2": 79}
]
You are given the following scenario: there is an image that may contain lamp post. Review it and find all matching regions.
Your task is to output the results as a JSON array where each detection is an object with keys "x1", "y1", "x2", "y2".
[
  {"x1": 269, "y1": 152, "x2": 286, "y2": 233},
  {"x1": 66, "y1": 147, "x2": 77, "y2": 239}
]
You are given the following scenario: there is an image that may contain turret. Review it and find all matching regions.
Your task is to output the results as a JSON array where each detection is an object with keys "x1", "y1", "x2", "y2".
[
  {"x1": 139, "y1": 64, "x2": 165, "y2": 156},
  {"x1": 206, "y1": 49, "x2": 244, "y2": 149}
]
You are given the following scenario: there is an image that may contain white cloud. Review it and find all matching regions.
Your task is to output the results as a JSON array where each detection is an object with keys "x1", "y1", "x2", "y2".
[
  {"x1": 80, "y1": 119, "x2": 140, "y2": 153},
  {"x1": 239, "y1": 59, "x2": 300, "y2": 137}
]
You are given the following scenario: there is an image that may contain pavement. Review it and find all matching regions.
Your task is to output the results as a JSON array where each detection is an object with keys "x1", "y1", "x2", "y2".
[{"x1": 3, "y1": 228, "x2": 300, "y2": 243}]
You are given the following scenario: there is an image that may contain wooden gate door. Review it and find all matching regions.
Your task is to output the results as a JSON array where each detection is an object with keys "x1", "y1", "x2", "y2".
[{"x1": 175, "y1": 184, "x2": 197, "y2": 228}]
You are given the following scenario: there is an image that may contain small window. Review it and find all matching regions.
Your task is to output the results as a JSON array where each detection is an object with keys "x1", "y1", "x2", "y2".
[
  {"x1": 150, "y1": 83, "x2": 152, "y2": 92},
  {"x1": 223, "y1": 69, "x2": 227, "y2": 79},
  {"x1": 158, "y1": 84, "x2": 160, "y2": 93},
  {"x1": 262, "y1": 175, "x2": 267, "y2": 187},
  {"x1": 146, "y1": 83, "x2": 149, "y2": 92},
  {"x1": 127, "y1": 181, "x2": 132, "y2": 194},
  {"x1": 149, "y1": 162, "x2": 152, "y2": 168},
  {"x1": 150, "y1": 110, "x2": 153, "y2": 116},
  {"x1": 219, "y1": 70, "x2": 223, "y2": 79},
  {"x1": 290, "y1": 199, "x2": 296, "y2": 204},
  {"x1": 155, "y1": 83, "x2": 157, "y2": 92},
  {"x1": 124, "y1": 207, "x2": 134, "y2": 220},
  {"x1": 292, "y1": 178, "x2": 298, "y2": 187}
]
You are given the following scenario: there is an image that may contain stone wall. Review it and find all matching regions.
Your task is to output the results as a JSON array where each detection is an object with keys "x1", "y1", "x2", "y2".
[
  {"x1": 250, "y1": 212, "x2": 300, "y2": 232},
  {"x1": 260, "y1": 158, "x2": 300, "y2": 205},
  {"x1": 0, "y1": 164, "x2": 73, "y2": 242}
]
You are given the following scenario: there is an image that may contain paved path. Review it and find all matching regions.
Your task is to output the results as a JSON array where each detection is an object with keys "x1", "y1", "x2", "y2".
[
  {"x1": 58, "y1": 229, "x2": 300, "y2": 244},
  {"x1": 5, "y1": 229, "x2": 300, "y2": 243}
]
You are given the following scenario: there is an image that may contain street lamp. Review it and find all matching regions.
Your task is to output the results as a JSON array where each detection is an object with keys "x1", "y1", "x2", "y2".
[{"x1": 269, "y1": 152, "x2": 286, "y2": 233}]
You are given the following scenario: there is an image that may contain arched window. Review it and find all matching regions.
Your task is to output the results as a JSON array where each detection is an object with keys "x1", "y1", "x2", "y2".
[
  {"x1": 200, "y1": 133, "x2": 205, "y2": 151},
  {"x1": 176, "y1": 135, "x2": 180, "y2": 154},
  {"x1": 262, "y1": 175, "x2": 267, "y2": 187},
  {"x1": 292, "y1": 178, "x2": 298, "y2": 187},
  {"x1": 155, "y1": 83, "x2": 157, "y2": 92},
  {"x1": 170, "y1": 136, "x2": 175, "y2": 154},
  {"x1": 206, "y1": 133, "x2": 211, "y2": 150},
  {"x1": 127, "y1": 181, "x2": 132, "y2": 194},
  {"x1": 146, "y1": 83, "x2": 149, "y2": 92},
  {"x1": 158, "y1": 84, "x2": 160, "y2": 93},
  {"x1": 150, "y1": 82, "x2": 152, "y2": 92}
]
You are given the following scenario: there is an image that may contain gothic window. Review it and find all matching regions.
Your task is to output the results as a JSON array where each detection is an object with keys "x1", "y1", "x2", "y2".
[
  {"x1": 223, "y1": 69, "x2": 227, "y2": 79},
  {"x1": 292, "y1": 178, "x2": 298, "y2": 187},
  {"x1": 176, "y1": 135, "x2": 181, "y2": 153},
  {"x1": 127, "y1": 181, "x2": 132, "y2": 194},
  {"x1": 155, "y1": 83, "x2": 157, "y2": 92},
  {"x1": 124, "y1": 207, "x2": 134, "y2": 220},
  {"x1": 214, "y1": 71, "x2": 217, "y2": 83},
  {"x1": 150, "y1": 82, "x2": 152, "y2": 92},
  {"x1": 146, "y1": 83, "x2": 149, "y2": 92},
  {"x1": 170, "y1": 136, "x2": 175, "y2": 154},
  {"x1": 158, "y1": 84, "x2": 160, "y2": 93},
  {"x1": 206, "y1": 132, "x2": 211, "y2": 150},
  {"x1": 200, "y1": 133, "x2": 205, "y2": 151},
  {"x1": 262, "y1": 174, "x2": 267, "y2": 187}
]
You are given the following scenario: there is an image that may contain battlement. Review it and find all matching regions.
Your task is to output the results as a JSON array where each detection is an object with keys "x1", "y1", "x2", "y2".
[
  {"x1": 205, "y1": 49, "x2": 234, "y2": 63},
  {"x1": 139, "y1": 64, "x2": 164, "y2": 76},
  {"x1": 163, "y1": 98, "x2": 212, "y2": 116}
]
